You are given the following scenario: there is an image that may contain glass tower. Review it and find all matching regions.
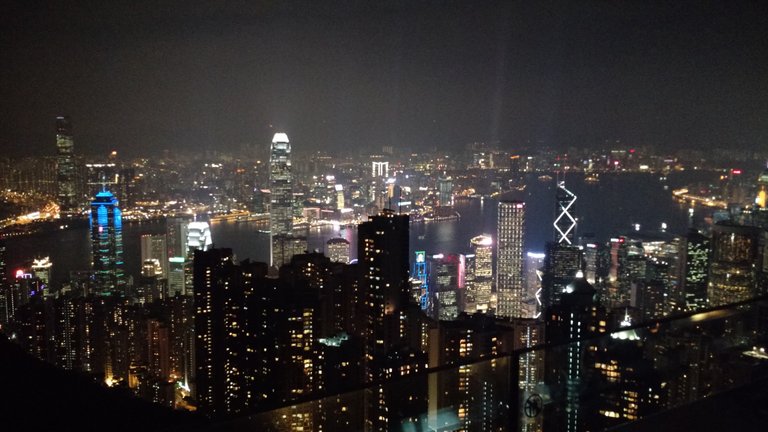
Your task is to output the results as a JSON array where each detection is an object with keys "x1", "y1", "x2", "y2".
[
  {"x1": 269, "y1": 132, "x2": 293, "y2": 265},
  {"x1": 56, "y1": 116, "x2": 79, "y2": 216},
  {"x1": 90, "y1": 189, "x2": 125, "y2": 295}
]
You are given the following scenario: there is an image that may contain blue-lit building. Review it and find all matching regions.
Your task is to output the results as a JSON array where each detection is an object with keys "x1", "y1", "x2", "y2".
[{"x1": 90, "y1": 189, "x2": 125, "y2": 296}]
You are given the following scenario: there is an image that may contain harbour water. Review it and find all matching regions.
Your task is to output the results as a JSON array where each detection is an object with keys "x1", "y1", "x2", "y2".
[{"x1": 5, "y1": 171, "x2": 717, "y2": 287}]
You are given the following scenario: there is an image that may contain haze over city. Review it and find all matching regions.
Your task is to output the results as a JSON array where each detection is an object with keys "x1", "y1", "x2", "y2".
[{"x1": 2, "y1": 0, "x2": 768, "y2": 156}]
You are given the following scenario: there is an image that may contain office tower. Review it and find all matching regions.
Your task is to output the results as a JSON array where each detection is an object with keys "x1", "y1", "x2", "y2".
[
  {"x1": 496, "y1": 201, "x2": 525, "y2": 319},
  {"x1": 617, "y1": 239, "x2": 646, "y2": 304},
  {"x1": 269, "y1": 133, "x2": 293, "y2": 266},
  {"x1": 756, "y1": 168, "x2": 768, "y2": 208},
  {"x1": 186, "y1": 221, "x2": 213, "y2": 256},
  {"x1": 167, "y1": 257, "x2": 187, "y2": 297},
  {"x1": 272, "y1": 234, "x2": 308, "y2": 268},
  {"x1": 708, "y1": 222, "x2": 759, "y2": 306},
  {"x1": 428, "y1": 253, "x2": 465, "y2": 321},
  {"x1": 436, "y1": 176, "x2": 453, "y2": 206},
  {"x1": 524, "y1": 252, "x2": 545, "y2": 319},
  {"x1": 554, "y1": 181, "x2": 577, "y2": 245},
  {"x1": 542, "y1": 182, "x2": 583, "y2": 310},
  {"x1": 680, "y1": 229, "x2": 710, "y2": 311},
  {"x1": 326, "y1": 237, "x2": 350, "y2": 263},
  {"x1": 141, "y1": 234, "x2": 168, "y2": 278},
  {"x1": 90, "y1": 189, "x2": 125, "y2": 296},
  {"x1": 468, "y1": 235, "x2": 493, "y2": 313},
  {"x1": 413, "y1": 251, "x2": 428, "y2": 308},
  {"x1": 56, "y1": 116, "x2": 79, "y2": 216},
  {"x1": 31, "y1": 257, "x2": 52, "y2": 287},
  {"x1": 371, "y1": 160, "x2": 389, "y2": 178},
  {"x1": 166, "y1": 217, "x2": 189, "y2": 259},
  {"x1": 252, "y1": 188, "x2": 271, "y2": 214},
  {"x1": 193, "y1": 248, "x2": 251, "y2": 417}
]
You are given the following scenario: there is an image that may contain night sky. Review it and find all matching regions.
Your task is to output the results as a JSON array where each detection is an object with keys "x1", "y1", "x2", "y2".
[{"x1": 1, "y1": 0, "x2": 767, "y2": 157}]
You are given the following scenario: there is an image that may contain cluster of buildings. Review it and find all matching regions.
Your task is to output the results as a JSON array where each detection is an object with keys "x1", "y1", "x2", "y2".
[{"x1": 1, "y1": 117, "x2": 768, "y2": 430}]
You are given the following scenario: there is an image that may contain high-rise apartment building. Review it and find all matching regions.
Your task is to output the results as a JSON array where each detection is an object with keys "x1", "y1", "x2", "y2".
[
  {"x1": 496, "y1": 200, "x2": 525, "y2": 319},
  {"x1": 193, "y1": 248, "x2": 256, "y2": 417}
]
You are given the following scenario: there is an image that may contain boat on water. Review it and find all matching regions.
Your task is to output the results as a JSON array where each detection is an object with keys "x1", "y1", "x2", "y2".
[
  {"x1": 538, "y1": 174, "x2": 553, "y2": 182},
  {"x1": 585, "y1": 172, "x2": 600, "y2": 183}
]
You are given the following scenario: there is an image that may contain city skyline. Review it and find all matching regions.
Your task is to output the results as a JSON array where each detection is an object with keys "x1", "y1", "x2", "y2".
[
  {"x1": 1, "y1": 1, "x2": 768, "y2": 157},
  {"x1": 2, "y1": 2, "x2": 768, "y2": 431}
]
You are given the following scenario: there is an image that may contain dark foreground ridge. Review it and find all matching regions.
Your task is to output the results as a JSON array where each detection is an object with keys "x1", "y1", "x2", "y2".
[{"x1": 0, "y1": 334, "x2": 204, "y2": 432}]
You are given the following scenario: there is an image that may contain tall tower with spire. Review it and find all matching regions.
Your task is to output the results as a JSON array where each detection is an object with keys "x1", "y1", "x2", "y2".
[{"x1": 269, "y1": 133, "x2": 294, "y2": 266}]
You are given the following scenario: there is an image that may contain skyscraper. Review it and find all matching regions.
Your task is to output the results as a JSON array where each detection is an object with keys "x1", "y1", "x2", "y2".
[
  {"x1": 90, "y1": 189, "x2": 125, "y2": 296},
  {"x1": 708, "y1": 222, "x2": 759, "y2": 306},
  {"x1": 554, "y1": 181, "x2": 577, "y2": 245},
  {"x1": 269, "y1": 133, "x2": 293, "y2": 266},
  {"x1": 56, "y1": 116, "x2": 79, "y2": 216},
  {"x1": 496, "y1": 200, "x2": 525, "y2": 319},
  {"x1": 326, "y1": 237, "x2": 350, "y2": 263},
  {"x1": 755, "y1": 168, "x2": 768, "y2": 208},
  {"x1": 543, "y1": 181, "x2": 583, "y2": 310},
  {"x1": 141, "y1": 234, "x2": 168, "y2": 278},
  {"x1": 468, "y1": 235, "x2": 493, "y2": 313},
  {"x1": 680, "y1": 229, "x2": 710, "y2": 311}
]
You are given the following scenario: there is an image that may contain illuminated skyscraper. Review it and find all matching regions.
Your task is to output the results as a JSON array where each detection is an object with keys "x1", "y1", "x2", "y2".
[
  {"x1": 428, "y1": 253, "x2": 465, "y2": 321},
  {"x1": 436, "y1": 176, "x2": 453, "y2": 207},
  {"x1": 371, "y1": 160, "x2": 389, "y2": 178},
  {"x1": 543, "y1": 182, "x2": 583, "y2": 309},
  {"x1": 271, "y1": 234, "x2": 308, "y2": 268},
  {"x1": 468, "y1": 235, "x2": 493, "y2": 313},
  {"x1": 554, "y1": 181, "x2": 577, "y2": 245},
  {"x1": 186, "y1": 221, "x2": 213, "y2": 256},
  {"x1": 56, "y1": 116, "x2": 79, "y2": 216},
  {"x1": 326, "y1": 237, "x2": 350, "y2": 263},
  {"x1": 496, "y1": 200, "x2": 525, "y2": 319},
  {"x1": 141, "y1": 234, "x2": 168, "y2": 278},
  {"x1": 708, "y1": 222, "x2": 759, "y2": 306},
  {"x1": 755, "y1": 168, "x2": 768, "y2": 208},
  {"x1": 269, "y1": 133, "x2": 293, "y2": 266},
  {"x1": 90, "y1": 189, "x2": 125, "y2": 296},
  {"x1": 680, "y1": 229, "x2": 710, "y2": 311},
  {"x1": 31, "y1": 257, "x2": 53, "y2": 290}
]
